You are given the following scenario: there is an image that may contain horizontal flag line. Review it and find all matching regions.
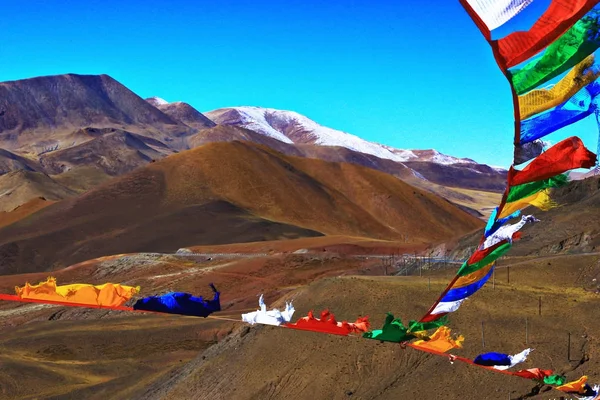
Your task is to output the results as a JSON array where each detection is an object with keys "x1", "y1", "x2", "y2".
[{"x1": 0, "y1": 293, "x2": 578, "y2": 396}]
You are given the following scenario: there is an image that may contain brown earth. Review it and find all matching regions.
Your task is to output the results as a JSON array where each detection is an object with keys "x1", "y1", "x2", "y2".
[
  {"x1": 0, "y1": 199, "x2": 322, "y2": 276},
  {"x1": 149, "y1": 100, "x2": 217, "y2": 131},
  {"x1": 39, "y1": 129, "x2": 177, "y2": 176},
  {"x1": 0, "y1": 170, "x2": 76, "y2": 212},
  {"x1": 0, "y1": 148, "x2": 41, "y2": 174},
  {"x1": 51, "y1": 165, "x2": 114, "y2": 193},
  {"x1": 187, "y1": 235, "x2": 427, "y2": 255},
  {"x1": 189, "y1": 126, "x2": 500, "y2": 218},
  {"x1": 0, "y1": 74, "x2": 195, "y2": 153},
  {"x1": 140, "y1": 253, "x2": 600, "y2": 400},
  {"x1": 0, "y1": 249, "x2": 598, "y2": 399},
  {"x1": 0, "y1": 197, "x2": 56, "y2": 229},
  {"x1": 0, "y1": 141, "x2": 482, "y2": 275}
]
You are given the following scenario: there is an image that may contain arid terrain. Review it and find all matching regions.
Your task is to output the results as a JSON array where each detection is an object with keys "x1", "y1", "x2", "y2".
[
  {"x1": 0, "y1": 73, "x2": 598, "y2": 400},
  {"x1": 0, "y1": 74, "x2": 505, "y2": 218},
  {"x1": 0, "y1": 140, "x2": 484, "y2": 276},
  {"x1": 0, "y1": 245, "x2": 598, "y2": 400}
]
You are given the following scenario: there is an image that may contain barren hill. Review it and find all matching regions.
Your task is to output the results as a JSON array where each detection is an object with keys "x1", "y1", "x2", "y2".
[
  {"x1": 188, "y1": 127, "x2": 499, "y2": 217},
  {"x1": 0, "y1": 170, "x2": 76, "y2": 212},
  {"x1": 0, "y1": 197, "x2": 56, "y2": 229},
  {"x1": 0, "y1": 74, "x2": 504, "y2": 219},
  {"x1": 0, "y1": 74, "x2": 193, "y2": 153},
  {"x1": 0, "y1": 148, "x2": 41, "y2": 174},
  {"x1": 39, "y1": 129, "x2": 176, "y2": 176},
  {"x1": 146, "y1": 98, "x2": 216, "y2": 130},
  {"x1": 205, "y1": 106, "x2": 507, "y2": 192},
  {"x1": 0, "y1": 141, "x2": 482, "y2": 275}
]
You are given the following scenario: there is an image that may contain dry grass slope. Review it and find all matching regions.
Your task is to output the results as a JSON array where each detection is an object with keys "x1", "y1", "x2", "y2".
[
  {"x1": 0, "y1": 170, "x2": 76, "y2": 212},
  {"x1": 142, "y1": 254, "x2": 600, "y2": 400},
  {"x1": 157, "y1": 141, "x2": 483, "y2": 241},
  {"x1": 0, "y1": 244, "x2": 598, "y2": 399},
  {"x1": 0, "y1": 141, "x2": 482, "y2": 275}
]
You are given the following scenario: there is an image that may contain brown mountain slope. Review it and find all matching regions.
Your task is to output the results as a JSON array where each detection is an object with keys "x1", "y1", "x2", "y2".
[
  {"x1": 189, "y1": 128, "x2": 500, "y2": 217},
  {"x1": 0, "y1": 197, "x2": 55, "y2": 229},
  {"x1": 444, "y1": 175, "x2": 600, "y2": 260},
  {"x1": 39, "y1": 130, "x2": 176, "y2": 176},
  {"x1": 0, "y1": 170, "x2": 76, "y2": 212},
  {"x1": 147, "y1": 100, "x2": 217, "y2": 130},
  {"x1": 153, "y1": 141, "x2": 482, "y2": 240},
  {"x1": 0, "y1": 197, "x2": 322, "y2": 275},
  {"x1": 51, "y1": 165, "x2": 114, "y2": 193},
  {"x1": 0, "y1": 74, "x2": 193, "y2": 153},
  {"x1": 0, "y1": 148, "x2": 41, "y2": 174},
  {"x1": 205, "y1": 106, "x2": 507, "y2": 193},
  {"x1": 0, "y1": 141, "x2": 482, "y2": 275},
  {"x1": 188, "y1": 124, "x2": 311, "y2": 159},
  {"x1": 403, "y1": 160, "x2": 507, "y2": 191},
  {"x1": 138, "y1": 255, "x2": 600, "y2": 400}
]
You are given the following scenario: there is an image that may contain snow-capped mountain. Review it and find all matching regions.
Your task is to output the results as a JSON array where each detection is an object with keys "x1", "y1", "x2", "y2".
[
  {"x1": 146, "y1": 96, "x2": 169, "y2": 107},
  {"x1": 205, "y1": 106, "x2": 481, "y2": 166}
]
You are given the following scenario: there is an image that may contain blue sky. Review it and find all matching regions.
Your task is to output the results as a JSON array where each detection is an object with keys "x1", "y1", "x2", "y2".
[{"x1": 3, "y1": 0, "x2": 596, "y2": 167}]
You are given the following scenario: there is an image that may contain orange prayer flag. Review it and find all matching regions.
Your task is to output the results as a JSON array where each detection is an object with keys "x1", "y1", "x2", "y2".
[
  {"x1": 556, "y1": 375, "x2": 588, "y2": 394},
  {"x1": 412, "y1": 326, "x2": 465, "y2": 353},
  {"x1": 15, "y1": 277, "x2": 140, "y2": 307}
]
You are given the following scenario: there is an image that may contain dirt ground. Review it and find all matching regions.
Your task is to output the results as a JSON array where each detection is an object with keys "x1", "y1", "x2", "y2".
[{"x1": 0, "y1": 250, "x2": 598, "y2": 399}]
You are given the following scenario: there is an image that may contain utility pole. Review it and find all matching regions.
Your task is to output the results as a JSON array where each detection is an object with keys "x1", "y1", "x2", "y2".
[
  {"x1": 481, "y1": 321, "x2": 485, "y2": 348},
  {"x1": 568, "y1": 332, "x2": 571, "y2": 361}
]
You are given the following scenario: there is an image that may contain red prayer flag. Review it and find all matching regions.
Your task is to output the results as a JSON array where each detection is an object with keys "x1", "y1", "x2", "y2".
[
  {"x1": 507, "y1": 136, "x2": 596, "y2": 186},
  {"x1": 284, "y1": 310, "x2": 370, "y2": 336},
  {"x1": 495, "y1": 0, "x2": 599, "y2": 69},
  {"x1": 513, "y1": 368, "x2": 554, "y2": 380}
]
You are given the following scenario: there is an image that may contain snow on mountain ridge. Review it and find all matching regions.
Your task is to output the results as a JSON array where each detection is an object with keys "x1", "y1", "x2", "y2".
[
  {"x1": 206, "y1": 106, "x2": 487, "y2": 167},
  {"x1": 146, "y1": 96, "x2": 169, "y2": 106},
  {"x1": 209, "y1": 106, "x2": 418, "y2": 163},
  {"x1": 214, "y1": 107, "x2": 294, "y2": 144}
]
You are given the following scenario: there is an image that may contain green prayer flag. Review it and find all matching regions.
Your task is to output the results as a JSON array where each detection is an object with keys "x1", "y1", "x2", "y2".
[
  {"x1": 408, "y1": 315, "x2": 449, "y2": 333},
  {"x1": 363, "y1": 312, "x2": 416, "y2": 343},
  {"x1": 507, "y1": 174, "x2": 569, "y2": 203},
  {"x1": 543, "y1": 374, "x2": 567, "y2": 386},
  {"x1": 510, "y1": 10, "x2": 600, "y2": 95},
  {"x1": 457, "y1": 243, "x2": 512, "y2": 277}
]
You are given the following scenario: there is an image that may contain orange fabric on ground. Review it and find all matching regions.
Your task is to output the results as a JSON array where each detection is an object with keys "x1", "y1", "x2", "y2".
[
  {"x1": 15, "y1": 277, "x2": 140, "y2": 307},
  {"x1": 412, "y1": 326, "x2": 464, "y2": 353}
]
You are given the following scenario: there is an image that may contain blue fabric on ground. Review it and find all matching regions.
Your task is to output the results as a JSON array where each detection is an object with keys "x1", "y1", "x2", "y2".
[
  {"x1": 133, "y1": 286, "x2": 220, "y2": 317},
  {"x1": 473, "y1": 352, "x2": 512, "y2": 367}
]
